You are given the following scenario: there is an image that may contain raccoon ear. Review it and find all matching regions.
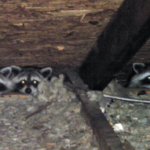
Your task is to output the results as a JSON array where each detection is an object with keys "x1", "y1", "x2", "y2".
[
  {"x1": 11, "y1": 66, "x2": 22, "y2": 75},
  {"x1": 133, "y1": 63, "x2": 146, "y2": 74},
  {"x1": 40, "y1": 67, "x2": 52, "y2": 78},
  {"x1": 0, "y1": 67, "x2": 12, "y2": 77}
]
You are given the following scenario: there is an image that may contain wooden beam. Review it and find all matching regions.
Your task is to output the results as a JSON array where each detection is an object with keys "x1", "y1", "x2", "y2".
[
  {"x1": 79, "y1": 0, "x2": 150, "y2": 90},
  {"x1": 66, "y1": 70, "x2": 135, "y2": 150}
]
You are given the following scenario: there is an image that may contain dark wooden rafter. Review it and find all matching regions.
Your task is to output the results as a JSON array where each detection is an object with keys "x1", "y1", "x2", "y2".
[
  {"x1": 79, "y1": 0, "x2": 150, "y2": 90},
  {"x1": 66, "y1": 70, "x2": 135, "y2": 150}
]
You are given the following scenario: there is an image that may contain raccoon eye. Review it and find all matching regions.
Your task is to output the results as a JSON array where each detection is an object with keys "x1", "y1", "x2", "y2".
[
  {"x1": 147, "y1": 76, "x2": 150, "y2": 80},
  {"x1": 21, "y1": 80, "x2": 26, "y2": 84},
  {"x1": 32, "y1": 80, "x2": 38, "y2": 85}
]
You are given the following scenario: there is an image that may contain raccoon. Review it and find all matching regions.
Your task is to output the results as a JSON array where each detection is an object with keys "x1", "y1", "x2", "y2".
[
  {"x1": 12, "y1": 67, "x2": 52, "y2": 95},
  {"x1": 0, "y1": 66, "x2": 15, "y2": 94},
  {"x1": 128, "y1": 63, "x2": 150, "y2": 88}
]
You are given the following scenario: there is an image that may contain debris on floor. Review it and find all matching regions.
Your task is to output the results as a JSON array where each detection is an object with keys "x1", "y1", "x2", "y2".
[
  {"x1": 88, "y1": 80, "x2": 150, "y2": 150},
  {"x1": 0, "y1": 74, "x2": 98, "y2": 150}
]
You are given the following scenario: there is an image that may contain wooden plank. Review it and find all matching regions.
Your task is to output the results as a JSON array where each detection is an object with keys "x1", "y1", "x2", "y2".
[
  {"x1": 0, "y1": 93, "x2": 28, "y2": 98},
  {"x1": 79, "y1": 0, "x2": 150, "y2": 90},
  {"x1": 66, "y1": 70, "x2": 135, "y2": 150}
]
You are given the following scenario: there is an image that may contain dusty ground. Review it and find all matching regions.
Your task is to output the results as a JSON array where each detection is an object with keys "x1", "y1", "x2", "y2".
[{"x1": 1, "y1": 74, "x2": 150, "y2": 150}]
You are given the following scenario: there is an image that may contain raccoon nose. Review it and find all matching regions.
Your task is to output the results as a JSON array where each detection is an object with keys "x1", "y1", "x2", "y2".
[{"x1": 25, "y1": 88, "x2": 32, "y2": 94}]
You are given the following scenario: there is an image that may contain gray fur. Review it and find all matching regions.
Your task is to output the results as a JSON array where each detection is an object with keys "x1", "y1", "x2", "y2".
[
  {"x1": 128, "y1": 63, "x2": 150, "y2": 88},
  {"x1": 12, "y1": 67, "x2": 52, "y2": 95},
  {"x1": 0, "y1": 67, "x2": 15, "y2": 94},
  {"x1": 0, "y1": 66, "x2": 52, "y2": 95}
]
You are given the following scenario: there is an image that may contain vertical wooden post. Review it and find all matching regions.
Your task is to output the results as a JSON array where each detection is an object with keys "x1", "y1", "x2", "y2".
[{"x1": 79, "y1": 0, "x2": 150, "y2": 90}]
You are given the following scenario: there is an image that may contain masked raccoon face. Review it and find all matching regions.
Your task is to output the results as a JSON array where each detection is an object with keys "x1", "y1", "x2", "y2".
[
  {"x1": 128, "y1": 63, "x2": 150, "y2": 88},
  {"x1": 13, "y1": 67, "x2": 52, "y2": 95},
  {"x1": 16, "y1": 76, "x2": 41, "y2": 95}
]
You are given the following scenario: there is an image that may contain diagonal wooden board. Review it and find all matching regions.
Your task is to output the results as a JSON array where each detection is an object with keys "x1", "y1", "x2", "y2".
[
  {"x1": 79, "y1": 0, "x2": 150, "y2": 90},
  {"x1": 66, "y1": 70, "x2": 135, "y2": 150}
]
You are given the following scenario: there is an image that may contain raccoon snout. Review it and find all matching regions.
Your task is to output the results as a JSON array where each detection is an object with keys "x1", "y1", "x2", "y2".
[{"x1": 25, "y1": 88, "x2": 32, "y2": 94}]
